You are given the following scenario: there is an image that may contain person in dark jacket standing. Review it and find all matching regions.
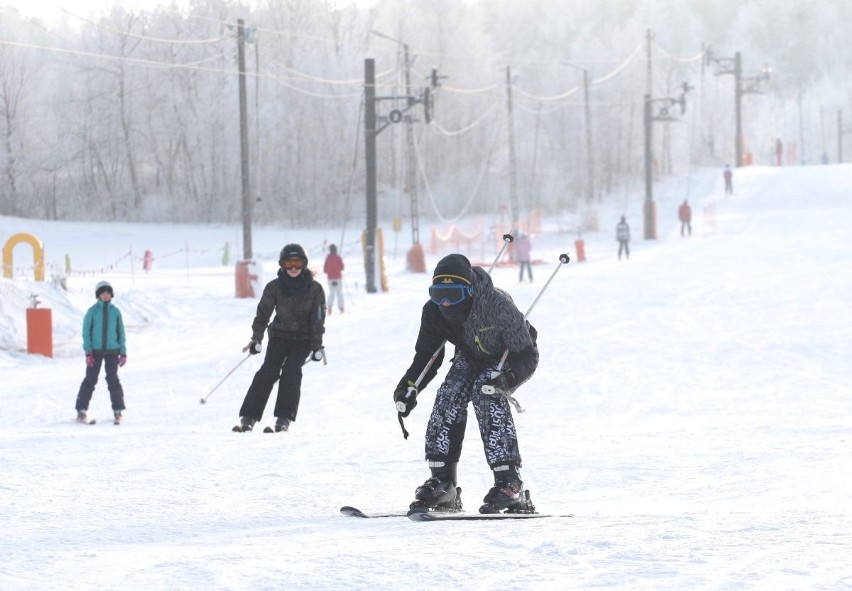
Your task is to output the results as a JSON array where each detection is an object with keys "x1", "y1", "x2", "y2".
[
  {"x1": 234, "y1": 244, "x2": 326, "y2": 433},
  {"x1": 678, "y1": 200, "x2": 692, "y2": 236},
  {"x1": 616, "y1": 215, "x2": 631, "y2": 260},
  {"x1": 394, "y1": 254, "x2": 539, "y2": 514},
  {"x1": 75, "y1": 280, "x2": 127, "y2": 425},
  {"x1": 323, "y1": 243, "x2": 345, "y2": 314},
  {"x1": 723, "y1": 164, "x2": 734, "y2": 195}
]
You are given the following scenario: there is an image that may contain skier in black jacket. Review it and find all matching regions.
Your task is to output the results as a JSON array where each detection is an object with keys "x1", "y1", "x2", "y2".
[
  {"x1": 235, "y1": 244, "x2": 326, "y2": 433},
  {"x1": 394, "y1": 253, "x2": 538, "y2": 513}
]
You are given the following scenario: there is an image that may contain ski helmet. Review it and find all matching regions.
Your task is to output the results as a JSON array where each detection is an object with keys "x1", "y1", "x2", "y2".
[{"x1": 95, "y1": 280, "x2": 114, "y2": 298}]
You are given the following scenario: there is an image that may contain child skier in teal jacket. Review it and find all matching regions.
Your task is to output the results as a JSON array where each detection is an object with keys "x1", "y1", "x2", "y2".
[{"x1": 75, "y1": 281, "x2": 127, "y2": 424}]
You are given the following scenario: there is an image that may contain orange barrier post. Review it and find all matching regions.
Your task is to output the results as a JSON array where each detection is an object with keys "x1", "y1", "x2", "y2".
[
  {"x1": 574, "y1": 239, "x2": 586, "y2": 262},
  {"x1": 27, "y1": 308, "x2": 53, "y2": 357},
  {"x1": 235, "y1": 260, "x2": 258, "y2": 298}
]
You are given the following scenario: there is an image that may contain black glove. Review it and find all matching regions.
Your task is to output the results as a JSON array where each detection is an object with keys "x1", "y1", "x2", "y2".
[
  {"x1": 310, "y1": 347, "x2": 325, "y2": 362},
  {"x1": 244, "y1": 340, "x2": 262, "y2": 355},
  {"x1": 482, "y1": 369, "x2": 517, "y2": 394},
  {"x1": 394, "y1": 382, "x2": 418, "y2": 417}
]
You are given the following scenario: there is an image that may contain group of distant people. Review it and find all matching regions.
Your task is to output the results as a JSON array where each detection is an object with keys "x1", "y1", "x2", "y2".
[{"x1": 613, "y1": 163, "x2": 742, "y2": 259}]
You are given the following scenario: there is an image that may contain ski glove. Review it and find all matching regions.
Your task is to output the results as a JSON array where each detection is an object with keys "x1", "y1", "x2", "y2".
[
  {"x1": 310, "y1": 347, "x2": 325, "y2": 362},
  {"x1": 85, "y1": 353, "x2": 95, "y2": 368},
  {"x1": 482, "y1": 369, "x2": 518, "y2": 395},
  {"x1": 394, "y1": 381, "x2": 418, "y2": 417},
  {"x1": 119, "y1": 355, "x2": 127, "y2": 367},
  {"x1": 244, "y1": 340, "x2": 262, "y2": 355}
]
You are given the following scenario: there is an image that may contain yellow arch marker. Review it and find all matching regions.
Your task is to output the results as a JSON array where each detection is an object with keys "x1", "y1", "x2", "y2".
[{"x1": 3, "y1": 232, "x2": 45, "y2": 281}]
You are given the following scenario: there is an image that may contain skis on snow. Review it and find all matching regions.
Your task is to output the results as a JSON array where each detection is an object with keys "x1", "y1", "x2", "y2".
[
  {"x1": 406, "y1": 508, "x2": 572, "y2": 521},
  {"x1": 339, "y1": 505, "x2": 572, "y2": 521},
  {"x1": 339, "y1": 506, "x2": 410, "y2": 519}
]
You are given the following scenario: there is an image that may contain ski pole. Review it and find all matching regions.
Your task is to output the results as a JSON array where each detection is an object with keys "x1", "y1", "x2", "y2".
[
  {"x1": 482, "y1": 253, "x2": 570, "y2": 406},
  {"x1": 199, "y1": 353, "x2": 252, "y2": 405},
  {"x1": 396, "y1": 233, "x2": 514, "y2": 438}
]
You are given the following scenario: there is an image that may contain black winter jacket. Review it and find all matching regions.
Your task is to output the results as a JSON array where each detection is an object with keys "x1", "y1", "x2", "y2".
[
  {"x1": 251, "y1": 268, "x2": 325, "y2": 350},
  {"x1": 396, "y1": 267, "x2": 538, "y2": 393}
]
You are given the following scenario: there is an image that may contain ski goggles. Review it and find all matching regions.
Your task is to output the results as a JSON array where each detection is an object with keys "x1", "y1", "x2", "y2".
[
  {"x1": 428, "y1": 283, "x2": 472, "y2": 306},
  {"x1": 283, "y1": 258, "x2": 304, "y2": 270}
]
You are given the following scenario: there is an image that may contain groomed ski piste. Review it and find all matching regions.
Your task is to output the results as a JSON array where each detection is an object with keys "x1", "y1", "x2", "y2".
[{"x1": 2, "y1": 165, "x2": 851, "y2": 589}]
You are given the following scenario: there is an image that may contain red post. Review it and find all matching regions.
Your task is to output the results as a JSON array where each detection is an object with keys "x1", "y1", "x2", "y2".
[
  {"x1": 574, "y1": 239, "x2": 586, "y2": 262},
  {"x1": 26, "y1": 308, "x2": 53, "y2": 357}
]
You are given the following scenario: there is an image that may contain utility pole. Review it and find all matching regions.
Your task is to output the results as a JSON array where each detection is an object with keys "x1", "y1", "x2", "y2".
[
  {"x1": 643, "y1": 84, "x2": 692, "y2": 240},
  {"x1": 838, "y1": 110, "x2": 852, "y2": 163},
  {"x1": 402, "y1": 44, "x2": 420, "y2": 247},
  {"x1": 364, "y1": 58, "x2": 378, "y2": 293},
  {"x1": 561, "y1": 61, "x2": 595, "y2": 205},
  {"x1": 237, "y1": 19, "x2": 252, "y2": 259},
  {"x1": 505, "y1": 67, "x2": 519, "y2": 229},
  {"x1": 706, "y1": 48, "x2": 771, "y2": 167},
  {"x1": 362, "y1": 55, "x2": 431, "y2": 291}
]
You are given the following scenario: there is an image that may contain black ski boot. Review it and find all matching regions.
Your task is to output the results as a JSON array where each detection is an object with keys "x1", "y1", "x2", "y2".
[
  {"x1": 409, "y1": 461, "x2": 462, "y2": 512},
  {"x1": 233, "y1": 417, "x2": 256, "y2": 432},
  {"x1": 275, "y1": 417, "x2": 290, "y2": 432},
  {"x1": 480, "y1": 464, "x2": 524, "y2": 514}
]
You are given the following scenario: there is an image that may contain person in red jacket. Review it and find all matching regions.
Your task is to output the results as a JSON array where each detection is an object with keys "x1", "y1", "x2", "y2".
[
  {"x1": 323, "y1": 244, "x2": 345, "y2": 315},
  {"x1": 678, "y1": 200, "x2": 692, "y2": 236}
]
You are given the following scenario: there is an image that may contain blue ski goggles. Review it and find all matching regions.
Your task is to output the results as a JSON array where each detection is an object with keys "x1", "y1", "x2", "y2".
[{"x1": 428, "y1": 283, "x2": 472, "y2": 306}]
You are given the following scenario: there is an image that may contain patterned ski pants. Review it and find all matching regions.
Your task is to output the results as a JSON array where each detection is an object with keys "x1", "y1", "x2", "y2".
[{"x1": 424, "y1": 357, "x2": 522, "y2": 468}]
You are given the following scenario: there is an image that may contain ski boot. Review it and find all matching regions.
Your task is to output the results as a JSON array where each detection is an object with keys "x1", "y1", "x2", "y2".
[
  {"x1": 233, "y1": 417, "x2": 256, "y2": 432},
  {"x1": 275, "y1": 417, "x2": 290, "y2": 432},
  {"x1": 76, "y1": 410, "x2": 89, "y2": 424},
  {"x1": 479, "y1": 464, "x2": 526, "y2": 514},
  {"x1": 409, "y1": 461, "x2": 463, "y2": 512},
  {"x1": 113, "y1": 410, "x2": 123, "y2": 425}
]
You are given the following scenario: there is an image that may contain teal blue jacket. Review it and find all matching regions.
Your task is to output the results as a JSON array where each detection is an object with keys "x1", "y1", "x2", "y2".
[{"x1": 82, "y1": 300, "x2": 126, "y2": 355}]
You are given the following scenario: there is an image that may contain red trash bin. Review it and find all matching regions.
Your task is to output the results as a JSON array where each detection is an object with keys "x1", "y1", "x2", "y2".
[{"x1": 27, "y1": 307, "x2": 53, "y2": 357}]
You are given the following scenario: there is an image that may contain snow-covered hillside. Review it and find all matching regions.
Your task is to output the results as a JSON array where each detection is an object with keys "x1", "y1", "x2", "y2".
[{"x1": 1, "y1": 164, "x2": 851, "y2": 590}]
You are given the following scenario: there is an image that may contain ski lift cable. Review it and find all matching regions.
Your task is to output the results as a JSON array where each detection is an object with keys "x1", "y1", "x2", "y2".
[
  {"x1": 414, "y1": 115, "x2": 504, "y2": 224},
  {"x1": 431, "y1": 101, "x2": 501, "y2": 137}
]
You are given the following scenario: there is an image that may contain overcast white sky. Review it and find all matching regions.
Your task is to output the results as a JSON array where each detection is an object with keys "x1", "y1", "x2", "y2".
[{"x1": 2, "y1": 0, "x2": 381, "y2": 22}]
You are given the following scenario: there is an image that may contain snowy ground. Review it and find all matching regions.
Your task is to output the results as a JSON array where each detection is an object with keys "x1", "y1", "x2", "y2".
[{"x1": 1, "y1": 164, "x2": 851, "y2": 590}]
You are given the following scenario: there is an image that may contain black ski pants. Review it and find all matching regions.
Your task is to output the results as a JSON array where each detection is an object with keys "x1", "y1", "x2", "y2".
[
  {"x1": 76, "y1": 353, "x2": 125, "y2": 412},
  {"x1": 424, "y1": 357, "x2": 522, "y2": 469},
  {"x1": 239, "y1": 337, "x2": 311, "y2": 422}
]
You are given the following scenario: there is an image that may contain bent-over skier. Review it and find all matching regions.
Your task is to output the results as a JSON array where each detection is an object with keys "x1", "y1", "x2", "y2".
[{"x1": 394, "y1": 253, "x2": 539, "y2": 513}]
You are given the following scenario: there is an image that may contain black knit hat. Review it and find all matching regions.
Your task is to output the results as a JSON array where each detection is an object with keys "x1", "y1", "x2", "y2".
[
  {"x1": 95, "y1": 280, "x2": 114, "y2": 298},
  {"x1": 432, "y1": 254, "x2": 474, "y2": 285},
  {"x1": 279, "y1": 243, "x2": 308, "y2": 265}
]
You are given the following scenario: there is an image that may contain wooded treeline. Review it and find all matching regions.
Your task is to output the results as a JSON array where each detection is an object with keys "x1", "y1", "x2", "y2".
[{"x1": 1, "y1": 0, "x2": 849, "y2": 227}]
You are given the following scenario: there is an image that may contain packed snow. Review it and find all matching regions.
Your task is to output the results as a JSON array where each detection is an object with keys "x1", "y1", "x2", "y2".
[{"x1": 1, "y1": 164, "x2": 851, "y2": 590}]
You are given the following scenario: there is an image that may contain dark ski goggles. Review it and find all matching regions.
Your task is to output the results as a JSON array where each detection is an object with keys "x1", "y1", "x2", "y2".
[
  {"x1": 283, "y1": 258, "x2": 304, "y2": 270},
  {"x1": 429, "y1": 283, "x2": 472, "y2": 306}
]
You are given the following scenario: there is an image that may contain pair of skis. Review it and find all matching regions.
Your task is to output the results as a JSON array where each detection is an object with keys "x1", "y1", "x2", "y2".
[{"x1": 340, "y1": 505, "x2": 573, "y2": 522}]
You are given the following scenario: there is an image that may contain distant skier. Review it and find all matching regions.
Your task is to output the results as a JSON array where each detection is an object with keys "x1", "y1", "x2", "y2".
[
  {"x1": 723, "y1": 165, "x2": 733, "y2": 195},
  {"x1": 678, "y1": 200, "x2": 692, "y2": 236},
  {"x1": 393, "y1": 254, "x2": 539, "y2": 514},
  {"x1": 515, "y1": 233, "x2": 533, "y2": 283},
  {"x1": 323, "y1": 243, "x2": 345, "y2": 315},
  {"x1": 75, "y1": 281, "x2": 127, "y2": 425},
  {"x1": 616, "y1": 215, "x2": 630, "y2": 260},
  {"x1": 234, "y1": 244, "x2": 326, "y2": 433}
]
